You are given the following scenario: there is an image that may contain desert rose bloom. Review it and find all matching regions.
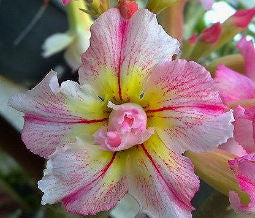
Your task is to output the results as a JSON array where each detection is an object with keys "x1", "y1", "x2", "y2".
[
  {"x1": 10, "y1": 6, "x2": 234, "y2": 218},
  {"x1": 215, "y1": 36, "x2": 255, "y2": 215}
]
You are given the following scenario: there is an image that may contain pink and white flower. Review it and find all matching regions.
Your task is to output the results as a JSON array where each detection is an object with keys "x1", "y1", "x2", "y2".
[
  {"x1": 10, "y1": 6, "x2": 234, "y2": 218},
  {"x1": 215, "y1": 36, "x2": 255, "y2": 215}
]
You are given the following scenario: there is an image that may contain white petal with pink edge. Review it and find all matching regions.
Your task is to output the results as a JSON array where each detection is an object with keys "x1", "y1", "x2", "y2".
[
  {"x1": 78, "y1": 8, "x2": 179, "y2": 100},
  {"x1": 9, "y1": 71, "x2": 107, "y2": 158},
  {"x1": 215, "y1": 65, "x2": 255, "y2": 103},
  {"x1": 38, "y1": 136, "x2": 127, "y2": 215},
  {"x1": 126, "y1": 135, "x2": 199, "y2": 218},
  {"x1": 144, "y1": 60, "x2": 234, "y2": 154}
]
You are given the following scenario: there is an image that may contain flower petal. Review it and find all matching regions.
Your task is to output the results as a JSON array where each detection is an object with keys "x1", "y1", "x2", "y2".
[
  {"x1": 237, "y1": 36, "x2": 255, "y2": 82},
  {"x1": 234, "y1": 106, "x2": 255, "y2": 154},
  {"x1": 219, "y1": 138, "x2": 247, "y2": 157},
  {"x1": 79, "y1": 8, "x2": 179, "y2": 101},
  {"x1": 38, "y1": 136, "x2": 127, "y2": 215},
  {"x1": 64, "y1": 29, "x2": 91, "y2": 70},
  {"x1": 229, "y1": 153, "x2": 255, "y2": 215},
  {"x1": 126, "y1": 135, "x2": 199, "y2": 218},
  {"x1": 144, "y1": 60, "x2": 234, "y2": 153},
  {"x1": 215, "y1": 64, "x2": 255, "y2": 103},
  {"x1": 42, "y1": 32, "x2": 74, "y2": 58},
  {"x1": 9, "y1": 71, "x2": 107, "y2": 158}
]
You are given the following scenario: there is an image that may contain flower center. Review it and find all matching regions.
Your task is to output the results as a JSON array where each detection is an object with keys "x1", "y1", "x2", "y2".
[{"x1": 93, "y1": 102, "x2": 154, "y2": 151}]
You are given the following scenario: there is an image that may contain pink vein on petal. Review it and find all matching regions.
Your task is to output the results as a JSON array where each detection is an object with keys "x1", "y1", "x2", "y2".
[
  {"x1": 25, "y1": 115, "x2": 108, "y2": 125},
  {"x1": 62, "y1": 152, "x2": 117, "y2": 205},
  {"x1": 141, "y1": 144, "x2": 194, "y2": 210},
  {"x1": 146, "y1": 104, "x2": 226, "y2": 113},
  {"x1": 117, "y1": 20, "x2": 128, "y2": 101}
]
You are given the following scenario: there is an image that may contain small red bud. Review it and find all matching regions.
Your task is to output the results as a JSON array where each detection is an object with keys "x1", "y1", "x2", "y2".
[
  {"x1": 200, "y1": 22, "x2": 222, "y2": 44},
  {"x1": 232, "y1": 8, "x2": 255, "y2": 28},
  {"x1": 188, "y1": 34, "x2": 197, "y2": 45},
  {"x1": 118, "y1": 0, "x2": 138, "y2": 19}
]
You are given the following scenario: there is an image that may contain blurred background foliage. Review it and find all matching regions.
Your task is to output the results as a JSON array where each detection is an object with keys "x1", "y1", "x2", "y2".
[{"x1": 0, "y1": 0, "x2": 254, "y2": 217}]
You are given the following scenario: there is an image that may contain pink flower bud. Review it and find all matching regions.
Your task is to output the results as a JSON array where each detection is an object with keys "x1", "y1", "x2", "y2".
[
  {"x1": 118, "y1": 0, "x2": 138, "y2": 19},
  {"x1": 62, "y1": 0, "x2": 71, "y2": 5},
  {"x1": 93, "y1": 102, "x2": 154, "y2": 151},
  {"x1": 200, "y1": 22, "x2": 222, "y2": 44},
  {"x1": 188, "y1": 33, "x2": 197, "y2": 44},
  {"x1": 232, "y1": 8, "x2": 255, "y2": 28}
]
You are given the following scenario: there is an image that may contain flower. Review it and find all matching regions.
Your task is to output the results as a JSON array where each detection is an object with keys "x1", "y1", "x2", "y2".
[
  {"x1": 215, "y1": 36, "x2": 255, "y2": 215},
  {"x1": 10, "y1": 6, "x2": 234, "y2": 218}
]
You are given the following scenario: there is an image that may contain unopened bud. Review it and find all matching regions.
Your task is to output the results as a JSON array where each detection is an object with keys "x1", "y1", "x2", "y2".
[
  {"x1": 118, "y1": 0, "x2": 138, "y2": 19},
  {"x1": 189, "y1": 23, "x2": 222, "y2": 60},
  {"x1": 181, "y1": 34, "x2": 197, "y2": 58},
  {"x1": 200, "y1": 22, "x2": 221, "y2": 44},
  {"x1": 185, "y1": 149, "x2": 250, "y2": 205}
]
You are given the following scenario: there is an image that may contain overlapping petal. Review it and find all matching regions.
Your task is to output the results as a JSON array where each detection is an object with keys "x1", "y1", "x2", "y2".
[
  {"x1": 38, "y1": 136, "x2": 127, "y2": 215},
  {"x1": 9, "y1": 71, "x2": 107, "y2": 158},
  {"x1": 229, "y1": 154, "x2": 255, "y2": 215},
  {"x1": 219, "y1": 138, "x2": 247, "y2": 157},
  {"x1": 79, "y1": 8, "x2": 179, "y2": 101},
  {"x1": 237, "y1": 36, "x2": 255, "y2": 82},
  {"x1": 215, "y1": 64, "x2": 255, "y2": 103},
  {"x1": 144, "y1": 60, "x2": 233, "y2": 153},
  {"x1": 126, "y1": 135, "x2": 199, "y2": 218},
  {"x1": 234, "y1": 106, "x2": 255, "y2": 154}
]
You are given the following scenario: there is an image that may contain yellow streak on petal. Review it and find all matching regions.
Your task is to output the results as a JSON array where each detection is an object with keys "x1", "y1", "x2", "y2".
[
  {"x1": 147, "y1": 116, "x2": 175, "y2": 129},
  {"x1": 94, "y1": 67, "x2": 119, "y2": 102},
  {"x1": 103, "y1": 152, "x2": 127, "y2": 184},
  {"x1": 145, "y1": 134, "x2": 178, "y2": 169},
  {"x1": 121, "y1": 67, "x2": 145, "y2": 104},
  {"x1": 67, "y1": 97, "x2": 107, "y2": 120},
  {"x1": 121, "y1": 67, "x2": 168, "y2": 110},
  {"x1": 127, "y1": 134, "x2": 178, "y2": 170},
  {"x1": 84, "y1": 144, "x2": 127, "y2": 186}
]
